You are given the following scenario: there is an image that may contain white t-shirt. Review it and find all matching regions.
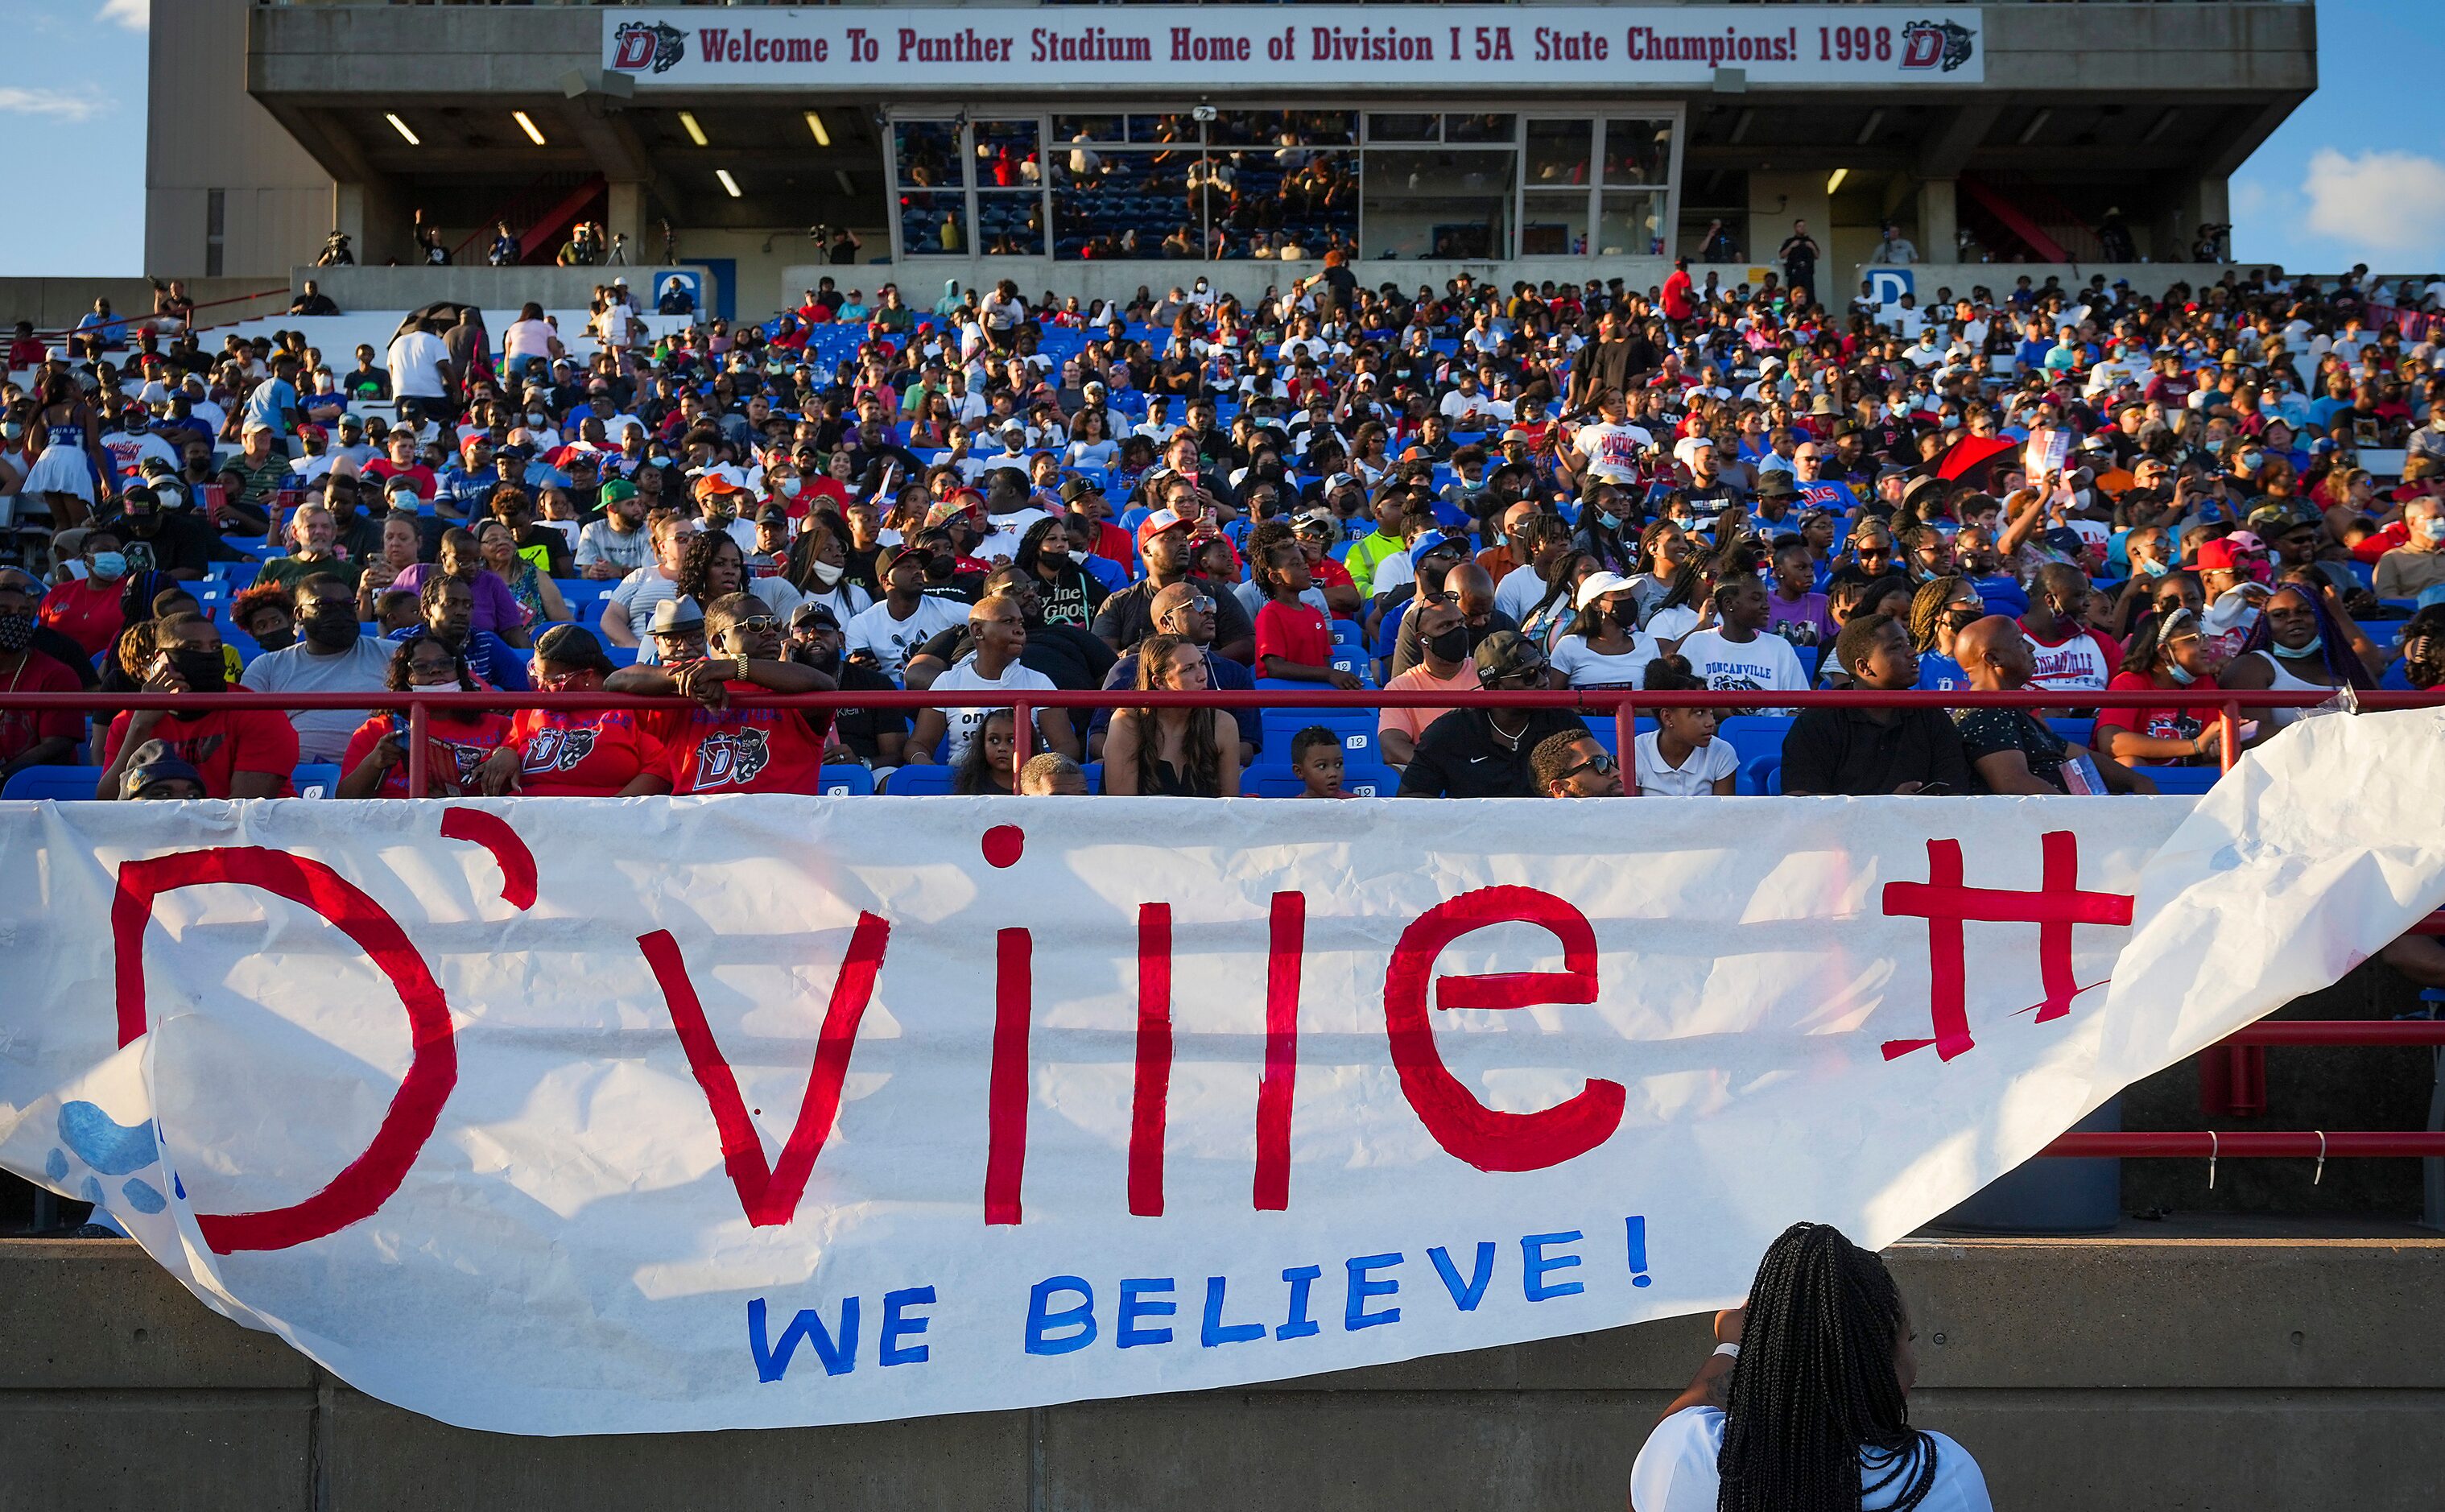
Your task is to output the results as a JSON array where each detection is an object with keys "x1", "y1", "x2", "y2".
[
  {"x1": 1571, "y1": 420, "x2": 1655, "y2": 484},
  {"x1": 608, "y1": 567, "x2": 684, "y2": 662},
  {"x1": 1672, "y1": 626, "x2": 1810, "y2": 713},
  {"x1": 1632, "y1": 728, "x2": 1739, "y2": 796},
  {"x1": 927, "y1": 654, "x2": 1056, "y2": 767},
  {"x1": 976, "y1": 506, "x2": 1052, "y2": 566},
  {"x1": 1493, "y1": 560, "x2": 1554, "y2": 626},
  {"x1": 1631, "y1": 1407, "x2": 1992, "y2": 1512},
  {"x1": 1551, "y1": 634, "x2": 1650, "y2": 689},
  {"x1": 844, "y1": 593, "x2": 966, "y2": 680},
  {"x1": 386, "y1": 330, "x2": 451, "y2": 399}
]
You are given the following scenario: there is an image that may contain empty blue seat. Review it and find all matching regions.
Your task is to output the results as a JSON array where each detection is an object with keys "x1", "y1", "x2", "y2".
[
  {"x1": 291, "y1": 762, "x2": 341, "y2": 799},
  {"x1": 2046, "y1": 717, "x2": 2095, "y2": 749},
  {"x1": 2129, "y1": 765, "x2": 2222, "y2": 795},
  {"x1": 820, "y1": 763, "x2": 875, "y2": 797},
  {"x1": 1713, "y1": 716, "x2": 1794, "y2": 772},
  {"x1": 1739, "y1": 754, "x2": 1782, "y2": 796},
  {"x1": 884, "y1": 764, "x2": 955, "y2": 795},
  {"x1": 2, "y1": 765, "x2": 105, "y2": 801}
]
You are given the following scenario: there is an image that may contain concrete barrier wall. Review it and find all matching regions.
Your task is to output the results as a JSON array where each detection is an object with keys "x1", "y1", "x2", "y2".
[
  {"x1": 287, "y1": 266, "x2": 725, "y2": 324},
  {"x1": 6, "y1": 1231, "x2": 2441, "y2": 1510},
  {"x1": 0, "y1": 279, "x2": 296, "y2": 338}
]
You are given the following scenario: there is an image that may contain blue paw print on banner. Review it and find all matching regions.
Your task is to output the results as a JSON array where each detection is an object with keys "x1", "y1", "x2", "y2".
[{"x1": 50, "y1": 1102, "x2": 170, "y2": 1216}]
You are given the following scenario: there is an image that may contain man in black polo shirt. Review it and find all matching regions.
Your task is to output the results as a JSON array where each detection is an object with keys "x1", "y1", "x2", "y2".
[
  {"x1": 1090, "y1": 507, "x2": 1256, "y2": 663},
  {"x1": 786, "y1": 601, "x2": 907, "y2": 767},
  {"x1": 1779, "y1": 613, "x2": 1971, "y2": 795},
  {"x1": 1398, "y1": 631, "x2": 1588, "y2": 798}
]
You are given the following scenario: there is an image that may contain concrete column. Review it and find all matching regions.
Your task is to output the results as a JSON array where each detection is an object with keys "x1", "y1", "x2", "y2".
[
  {"x1": 1920, "y1": 178, "x2": 1958, "y2": 265},
  {"x1": 605, "y1": 182, "x2": 646, "y2": 267},
  {"x1": 332, "y1": 181, "x2": 366, "y2": 259}
]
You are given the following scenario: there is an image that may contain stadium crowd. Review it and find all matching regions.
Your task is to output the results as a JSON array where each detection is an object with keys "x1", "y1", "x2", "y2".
[{"x1": 2, "y1": 255, "x2": 2441, "y2": 802}]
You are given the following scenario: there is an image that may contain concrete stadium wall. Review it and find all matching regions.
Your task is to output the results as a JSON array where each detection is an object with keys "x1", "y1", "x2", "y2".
[
  {"x1": 6, "y1": 1232, "x2": 2442, "y2": 1511},
  {"x1": 0, "y1": 279, "x2": 296, "y2": 340}
]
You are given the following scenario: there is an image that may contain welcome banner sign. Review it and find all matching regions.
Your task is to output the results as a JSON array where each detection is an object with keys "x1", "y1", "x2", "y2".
[{"x1": 2, "y1": 711, "x2": 2438, "y2": 1435}]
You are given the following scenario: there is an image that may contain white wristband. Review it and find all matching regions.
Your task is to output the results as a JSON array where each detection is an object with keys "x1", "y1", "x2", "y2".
[{"x1": 1712, "y1": 1342, "x2": 1741, "y2": 1360}]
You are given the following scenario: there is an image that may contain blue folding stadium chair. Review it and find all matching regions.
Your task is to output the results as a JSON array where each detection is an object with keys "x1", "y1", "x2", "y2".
[
  {"x1": 291, "y1": 762, "x2": 341, "y2": 799},
  {"x1": 2, "y1": 766, "x2": 105, "y2": 801},
  {"x1": 820, "y1": 763, "x2": 875, "y2": 797},
  {"x1": 1243, "y1": 766, "x2": 1308, "y2": 798},
  {"x1": 1739, "y1": 754, "x2": 1783, "y2": 796},
  {"x1": 1340, "y1": 762, "x2": 1399, "y2": 798},
  {"x1": 1794, "y1": 645, "x2": 1821, "y2": 682},
  {"x1": 2129, "y1": 765, "x2": 2222, "y2": 795},
  {"x1": 884, "y1": 763, "x2": 955, "y2": 795},
  {"x1": 1713, "y1": 716, "x2": 1794, "y2": 773},
  {"x1": 2381, "y1": 659, "x2": 2416, "y2": 691},
  {"x1": 2046, "y1": 717, "x2": 2096, "y2": 749}
]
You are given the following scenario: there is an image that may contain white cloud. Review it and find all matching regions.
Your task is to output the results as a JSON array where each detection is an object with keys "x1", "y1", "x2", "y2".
[
  {"x1": 2302, "y1": 148, "x2": 2445, "y2": 256},
  {"x1": 100, "y1": 0, "x2": 147, "y2": 31},
  {"x1": 0, "y1": 87, "x2": 105, "y2": 122}
]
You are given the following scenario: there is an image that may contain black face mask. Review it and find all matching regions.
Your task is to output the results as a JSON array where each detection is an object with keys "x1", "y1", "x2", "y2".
[
  {"x1": 303, "y1": 606, "x2": 360, "y2": 651},
  {"x1": 0, "y1": 611, "x2": 33, "y2": 654},
  {"x1": 169, "y1": 647, "x2": 225, "y2": 692},
  {"x1": 1426, "y1": 625, "x2": 1471, "y2": 664}
]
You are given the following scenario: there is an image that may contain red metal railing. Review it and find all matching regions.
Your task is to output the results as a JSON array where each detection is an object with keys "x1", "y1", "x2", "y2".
[{"x1": 8, "y1": 684, "x2": 2441, "y2": 1169}]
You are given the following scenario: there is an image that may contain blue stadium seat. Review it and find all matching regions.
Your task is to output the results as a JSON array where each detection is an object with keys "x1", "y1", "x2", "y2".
[
  {"x1": 820, "y1": 763, "x2": 875, "y2": 797},
  {"x1": 291, "y1": 762, "x2": 341, "y2": 799},
  {"x1": 1713, "y1": 716, "x2": 1794, "y2": 773},
  {"x1": 2046, "y1": 717, "x2": 2095, "y2": 749},
  {"x1": 1739, "y1": 754, "x2": 1782, "y2": 796},
  {"x1": 2129, "y1": 765, "x2": 2222, "y2": 795},
  {"x1": 2, "y1": 765, "x2": 105, "y2": 801},
  {"x1": 884, "y1": 763, "x2": 955, "y2": 795}
]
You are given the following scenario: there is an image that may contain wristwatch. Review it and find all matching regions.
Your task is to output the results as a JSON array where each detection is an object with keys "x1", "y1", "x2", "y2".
[{"x1": 734, "y1": 654, "x2": 751, "y2": 682}]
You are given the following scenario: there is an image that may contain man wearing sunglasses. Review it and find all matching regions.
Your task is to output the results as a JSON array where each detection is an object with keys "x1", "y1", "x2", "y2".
[
  {"x1": 1397, "y1": 631, "x2": 1588, "y2": 799},
  {"x1": 613, "y1": 593, "x2": 837, "y2": 795},
  {"x1": 1824, "y1": 520, "x2": 1910, "y2": 601},
  {"x1": 1530, "y1": 730, "x2": 1625, "y2": 799}
]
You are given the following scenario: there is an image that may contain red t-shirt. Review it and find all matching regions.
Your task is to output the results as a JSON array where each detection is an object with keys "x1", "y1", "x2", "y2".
[
  {"x1": 2093, "y1": 671, "x2": 2225, "y2": 746},
  {"x1": 39, "y1": 576, "x2": 126, "y2": 659},
  {"x1": 0, "y1": 651, "x2": 85, "y2": 763},
  {"x1": 1256, "y1": 598, "x2": 1333, "y2": 670},
  {"x1": 506, "y1": 707, "x2": 655, "y2": 796},
  {"x1": 653, "y1": 694, "x2": 832, "y2": 795},
  {"x1": 341, "y1": 712, "x2": 514, "y2": 798},
  {"x1": 1310, "y1": 554, "x2": 1354, "y2": 596},
  {"x1": 103, "y1": 705, "x2": 299, "y2": 798}
]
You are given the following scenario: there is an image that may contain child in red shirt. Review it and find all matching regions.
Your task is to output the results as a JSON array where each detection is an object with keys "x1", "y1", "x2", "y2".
[{"x1": 1252, "y1": 540, "x2": 1362, "y2": 689}]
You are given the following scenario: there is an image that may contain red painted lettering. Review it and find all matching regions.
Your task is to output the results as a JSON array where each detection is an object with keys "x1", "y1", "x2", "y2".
[
  {"x1": 1253, "y1": 890, "x2": 1304, "y2": 1210},
  {"x1": 636, "y1": 914, "x2": 891, "y2": 1228},
  {"x1": 112, "y1": 848, "x2": 459, "y2": 1254},
  {"x1": 985, "y1": 927, "x2": 1032, "y2": 1224},
  {"x1": 1382, "y1": 886, "x2": 1624, "y2": 1173},
  {"x1": 1127, "y1": 904, "x2": 1173, "y2": 1217}
]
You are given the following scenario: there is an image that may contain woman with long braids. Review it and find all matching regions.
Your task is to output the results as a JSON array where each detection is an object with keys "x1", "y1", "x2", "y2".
[{"x1": 1632, "y1": 1222, "x2": 1992, "y2": 1512}]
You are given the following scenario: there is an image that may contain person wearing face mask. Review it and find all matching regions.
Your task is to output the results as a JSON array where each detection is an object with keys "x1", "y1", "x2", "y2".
[
  {"x1": 781, "y1": 515, "x2": 875, "y2": 625},
  {"x1": 97, "y1": 613, "x2": 299, "y2": 799},
  {"x1": 2374, "y1": 496, "x2": 2445, "y2": 601},
  {"x1": 238, "y1": 575, "x2": 397, "y2": 762},
  {"x1": 2219, "y1": 580, "x2": 2378, "y2": 725},
  {"x1": 843, "y1": 543, "x2": 969, "y2": 680},
  {"x1": 336, "y1": 634, "x2": 516, "y2": 799},
  {"x1": 1379, "y1": 594, "x2": 1484, "y2": 770},
  {"x1": 42, "y1": 530, "x2": 134, "y2": 658},
  {"x1": 782, "y1": 601, "x2": 906, "y2": 770},
  {"x1": 1010, "y1": 514, "x2": 1108, "y2": 631},
  {"x1": 0, "y1": 579, "x2": 85, "y2": 780},
  {"x1": 2094, "y1": 608, "x2": 2244, "y2": 766}
]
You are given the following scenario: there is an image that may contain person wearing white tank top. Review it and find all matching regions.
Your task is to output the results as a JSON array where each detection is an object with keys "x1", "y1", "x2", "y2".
[
  {"x1": 1630, "y1": 1223, "x2": 1993, "y2": 1512},
  {"x1": 2218, "y1": 582, "x2": 2375, "y2": 727}
]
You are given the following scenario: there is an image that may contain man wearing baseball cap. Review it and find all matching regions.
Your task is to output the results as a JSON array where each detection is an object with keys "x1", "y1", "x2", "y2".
[
  {"x1": 1090, "y1": 506, "x2": 1255, "y2": 663},
  {"x1": 1395, "y1": 630, "x2": 1588, "y2": 798}
]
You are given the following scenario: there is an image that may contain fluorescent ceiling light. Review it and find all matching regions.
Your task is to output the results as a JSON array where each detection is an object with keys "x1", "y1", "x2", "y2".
[
  {"x1": 1825, "y1": 167, "x2": 1848, "y2": 194},
  {"x1": 513, "y1": 111, "x2": 546, "y2": 147},
  {"x1": 679, "y1": 111, "x2": 708, "y2": 147},
  {"x1": 385, "y1": 114, "x2": 420, "y2": 147},
  {"x1": 804, "y1": 110, "x2": 830, "y2": 147},
  {"x1": 717, "y1": 168, "x2": 742, "y2": 198}
]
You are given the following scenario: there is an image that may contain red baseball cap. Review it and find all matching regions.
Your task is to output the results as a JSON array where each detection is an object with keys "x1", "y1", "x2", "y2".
[
  {"x1": 1134, "y1": 507, "x2": 1190, "y2": 554},
  {"x1": 2193, "y1": 538, "x2": 2260, "y2": 572}
]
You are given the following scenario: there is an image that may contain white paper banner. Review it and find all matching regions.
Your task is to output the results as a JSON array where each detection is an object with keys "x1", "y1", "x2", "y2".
[
  {"x1": 603, "y1": 6, "x2": 1984, "y2": 89},
  {"x1": 2, "y1": 710, "x2": 2438, "y2": 1435}
]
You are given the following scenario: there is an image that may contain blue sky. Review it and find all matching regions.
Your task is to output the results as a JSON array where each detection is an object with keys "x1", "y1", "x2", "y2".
[{"x1": 0, "y1": 0, "x2": 2435, "y2": 277}]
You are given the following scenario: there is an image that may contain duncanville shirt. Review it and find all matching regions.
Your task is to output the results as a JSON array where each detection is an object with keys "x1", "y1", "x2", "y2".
[
  {"x1": 653, "y1": 696, "x2": 833, "y2": 794},
  {"x1": 102, "y1": 706, "x2": 299, "y2": 798}
]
